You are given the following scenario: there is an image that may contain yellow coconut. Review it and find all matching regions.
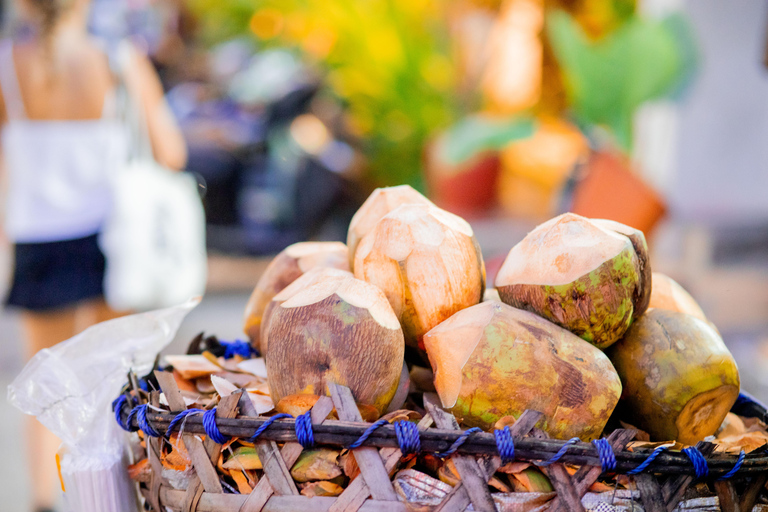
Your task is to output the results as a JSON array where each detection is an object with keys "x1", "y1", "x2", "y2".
[
  {"x1": 354, "y1": 203, "x2": 485, "y2": 351},
  {"x1": 347, "y1": 185, "x2": 434, "y2": 269},
  {"x1": 496, "y1": 213, "x2": 649, "y2": 349},
  {"x1": 424, "y1": 301, "x2": 622, "y2": 440},
  {"x1": 605, "y1": 309, "x2": 739, "y2": 444},
  {"x1": 243, "y1": 242, "x2": 349, "y2": 352},
  {"x1": 266, "y1": 273, "x2": 404, "y2": 414},
  {"x1": 648, "y1": 272, "x2": 707, "y2": 322}
]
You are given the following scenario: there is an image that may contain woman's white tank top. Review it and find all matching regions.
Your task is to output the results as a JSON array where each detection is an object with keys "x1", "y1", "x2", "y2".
[{"x1": 0, "y1": 40, "x2": 129, "y2": 243}]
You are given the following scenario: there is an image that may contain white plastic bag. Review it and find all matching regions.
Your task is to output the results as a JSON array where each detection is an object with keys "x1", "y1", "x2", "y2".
[{"x1": 7, "y1": 298, "x2": 199, "y2": 512}]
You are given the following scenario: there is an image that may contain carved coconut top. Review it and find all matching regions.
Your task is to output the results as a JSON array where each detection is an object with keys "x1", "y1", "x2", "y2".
[{"x1": 496, "y1": 212, "x2": 633, "y2": 287}]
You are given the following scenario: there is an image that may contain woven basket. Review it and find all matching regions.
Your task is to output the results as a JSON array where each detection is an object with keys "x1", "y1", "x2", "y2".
[{"x1": 117, "y1": 371, "x2": 768, "y2": 512}]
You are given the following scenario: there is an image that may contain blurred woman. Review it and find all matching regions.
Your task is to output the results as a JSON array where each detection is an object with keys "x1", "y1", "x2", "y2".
[{"x1": 0, "y1": 0, "x2": 187, "y2": 509}]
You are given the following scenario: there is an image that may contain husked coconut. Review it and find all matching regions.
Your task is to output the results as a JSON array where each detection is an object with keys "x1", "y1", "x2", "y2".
[
  {"x1": 606, "y1": 309, "x2": 739, "y2": 444},
  {"x1": 424, "y1": 301, "x2": 622, "y2": 440},
  {"x1": 243, "y1": 242, "x2": 349, "y2": 352},
  {"x1": 354, "y1": 203, "x2": 485, "y2": 350},
  {"x1": 266, "y1": 273, "x2": 404, "y2": 414},
  {"x1": 495, "y1": 213, "x2": 648, "y2": 349},
  {"x1": 347, "y1": 185, "x2": 433, "y2": 269},
  {"x1": 260, "y1": 267, "x2": 353, "y2": 358},
  {"x1": 648, "y1": 272, "x2": 707, "y2": 322}
]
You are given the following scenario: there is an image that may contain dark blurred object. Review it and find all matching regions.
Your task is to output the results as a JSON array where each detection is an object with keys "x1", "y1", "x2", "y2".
[
  {"x1": 570, "y1": 151, "x2": 666, "y2": 236},
  {"x1": 731, "y1": 391, "x2": 768, "y2": 423}
]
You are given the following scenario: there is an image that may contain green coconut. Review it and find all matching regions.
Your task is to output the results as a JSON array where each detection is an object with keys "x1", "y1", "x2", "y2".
[
  {"x1": 606, "y1": 309, "x2": 739, "y2": 444},
  {"x1": 495, "y1": 213, "x2": 649, "y2": 349},
  {"x1": 423, "y1": 301, "x2": 622, "y2": 440}
]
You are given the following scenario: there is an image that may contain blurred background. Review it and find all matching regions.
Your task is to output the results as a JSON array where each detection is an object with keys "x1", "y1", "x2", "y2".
[{"x1": 1, "y1": 0, "x2": 768, "y2": 509}]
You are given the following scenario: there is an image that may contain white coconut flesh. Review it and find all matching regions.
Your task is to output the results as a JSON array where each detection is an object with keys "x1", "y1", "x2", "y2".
[
  {"x1": 271, "y1": 267, "x2": 352, "y2": 303},
  {"x1": 496, "y1": 213, "x2": 633, "y2": 287},
  {"x1": 348, "y1": 185, "x2": 434, "y2": 246},
  {"x1": 280, "y1": 274, "x2": 401, "y2": 331},
  {"x1": 281, "y1": 241, "x2": 349, "y2": 273},
  {"x1": 423, "y1": 301, "x2": 497, "y2": 408}
]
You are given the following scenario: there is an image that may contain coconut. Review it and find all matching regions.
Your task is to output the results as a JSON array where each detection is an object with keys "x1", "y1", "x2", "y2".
[
  {"x1": 648, "y1": 272, "x2": 707, "y2": 322},
  {"x1": 266, "y1": 273, "x2": 404, "y2": 414},
  {"x1": 354, "y1": 203, "x2": 485, "y2": 350},
  {"x1": 605, "y1": 309, "x2": 739, "y2": 444},
  {"x1": 260, "y1": 267, "x2": 353, "y2": 358},
  {"x1": 423, "y1": 301, "x2": 622, "y2": 440},
  {"x1": 495, "y1": 213, "x2": 648, "y2": 349},
  {"x1": 243, "y1": 242, "x2": 349, "y2": 352},
  {"x1": 347, "y1": 185, "x2": 434, "y2": 269}
]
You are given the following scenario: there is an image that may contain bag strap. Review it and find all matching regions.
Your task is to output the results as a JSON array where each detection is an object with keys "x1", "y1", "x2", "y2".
[
  {"x1": 109, "y1": 40, "x2": 154, "y2": 163},
  {"x1": 0, "y1": 39, "x2": 27, "y2": 121}
]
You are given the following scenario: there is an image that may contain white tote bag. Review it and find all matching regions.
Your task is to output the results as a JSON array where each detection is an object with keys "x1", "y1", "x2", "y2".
[{"x1": 100, "y1": 43, "x2": 207, "y2": 311}]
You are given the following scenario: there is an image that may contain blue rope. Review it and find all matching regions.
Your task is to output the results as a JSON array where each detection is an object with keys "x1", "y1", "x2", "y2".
[
  {"x1": 536, "y1": 437, "x2": 581, "y2": 467},
  {"x1": 435, "y1": 427, "x2": 482, "y2": 459},
  {"x1": 717, "y1": 450, "x2": 745, "y2": 481},
  {"x1": 165, "y1": 409, "x2": 204, "y2": 438},
  {"x1": 683, "y1": 446, "x2": 709, "y2": 479},
  {"x1": 203, "y1": 407, "x2": 231, "y2": 445},
  {"x1": 295, "y1": 411, "x2": 315, "y2": 449},
  {"x1": 348, "y1": 419, "x2": 389, "y2": 449},
  {"x1": 248, "y1": 413, "x2": 293, "y2": 443},
  {"x1": 494, "y1": 426, "x2": 515, "y2": 464},
  {"x1": 113, "y1": 395, "x2": 138, "y2": 432},
  {"x1": 394, "y1": 420, "x2": 421, "y2": 455},
  {"x1": 627, "y1": 445, "x2": 669, "y2": 475},
  {"x1": 220, "y1": 339, "x2": 256, "y2": 359},
  {"x1": 592, "y1": 438, "x2": 617, "y2": 473},
  {"x1": 136, "y1": 404, "x2": 162, "y2": 437},
  {"x1": 126, "y1": 406, "x2": 141, "y2": 433}
]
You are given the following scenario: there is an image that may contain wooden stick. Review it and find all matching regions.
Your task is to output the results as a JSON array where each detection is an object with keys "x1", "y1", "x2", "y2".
[
  {"x1": 240, "y1": 396, "x2": 334, "y2": 512},
  {"x1": 330, "y1": 415, "x2": 434, "y2": 512},
  {"x1": 423, "y1": 394, "x2": 495, "y2": 512},
  {"x1": 635, "y1": 475, "x2": 665, "y2": 512},
  {"x1": 740, "y1": 473, "x2": 768, "y2": 511},
  {"x1": 147, "y1": 391, "x2": 165, "y2": 512},
  {"x1": 328, "y1": 383, "x2": 398, "y2": 502},
  {"x1": 661, "y1": 442, "x2": 716, "y2": 510},
  {"x1": 714, "y1": 480, "x2": 741, "y2": 512},
  {"x1": 155, "y1": 371, "x2": 223, "y2": 493},
  {"x1": 547, "y1": 465, "x2": 585, "y2": 512}
]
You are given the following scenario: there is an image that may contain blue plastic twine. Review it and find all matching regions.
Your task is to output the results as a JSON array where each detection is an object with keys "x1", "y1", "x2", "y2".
[
  {"x1": 165, "y1": 408, "x2": 204, "y2": 438},
  {"x1": 113, "y1": 395, "x2": 138, "y2": 432},
  {"x1": 627, "y1": 444, "x2": 669, "y2": 475},
  {"x1": 136, "y1": 404, "x2": 162, "y2": 437},
  {"x1": 394, "y1": 420, "x2": 421, "y2": 455},
  {"x1": 592, "y1": 438, "x2": 617, "y2": 473},
  {"x1": 536, "y1": 437, "x2": 580, "y2": 466},
  {"x1": 718, "y1": 450, "x2": 745, "y2": 481},
  {"x1": 683, "y1": 446, "x2": 709, "y2": 479},
  {"x1": 435, "y1": 427, "x2": 482, "y2": 459},
  {"x1": 348, "y1": 419, "x2": 389, "y2": 450},
  {"x1": 494, "y1": 426, "x2": 515, "y2": 464},
  {"x1": 248, "y1": 413, "x2": 293, "y2": 443},
  {"x1": 221, "y1": 339, "x2": 256, "y2": 359},
  {"x1": 295, "y1": 411, "x2": 315, "y2": 449},
  {"x1": 203, "y1": 407, "x2": 231, "y2": 445}
]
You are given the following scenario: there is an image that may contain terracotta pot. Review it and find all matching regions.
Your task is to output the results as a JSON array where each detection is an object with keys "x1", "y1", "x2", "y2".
[{"x1": 570, "y1": 151, "x2": 666, "y2": 236}]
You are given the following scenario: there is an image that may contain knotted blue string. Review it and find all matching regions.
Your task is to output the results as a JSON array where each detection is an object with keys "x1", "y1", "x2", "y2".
[
  {"x1": 435, "y1": 427, "x2": 482, "y2": 458},
  {"x1": 592, "y1": 438, "x2": 617, "y2": 473},
  {"x1": 203, "y1": 407, "x2": 231, "y2": 445},
  {"x1": 394, "y1": 420, "x2": 421, "y2": 455},
  {"x1": 348, "y1": 419, "x2": 389, "y2": 449},
  {"x1": 717, "y1": 450, "x2": 745, "y2": 481},
  {"x1": 295, "y1": 411, "x2": 315, "y2": 448},
  {"x1": 136, "y1": 404, "x2": 162, "y2": 437},
  {"x1": 220, "y1": 339, "x2": 256, "y2": 359},
  {"x1": 683, "y1": 446, "x2": 709, "y2": 479},
  {"x1": 113, "y1": 395, "x2": 138, "y2": 432},
  {"x1": 535, "y1": 437, "x2": 581, "y2": 466},
  {"x1": 165, "y1": 408, "x2": 204, "y2": 438},
  {"x1": 247, "y1": 413, "x2": 293, "y2": 443},
  {"x1": 627, "y1": 445, "x2": 669, "y2": 475},
  {"x1": 494, "y1": 426, "x2": 515, "y2": 464}
]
